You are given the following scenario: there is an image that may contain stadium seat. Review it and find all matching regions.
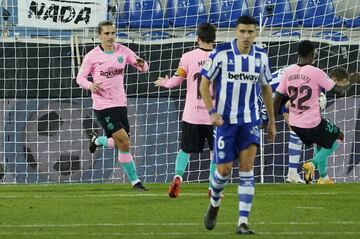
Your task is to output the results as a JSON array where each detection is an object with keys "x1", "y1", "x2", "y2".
[
  {"x1": 253, "y1": 0, "x2": 298, "y2": 27},
  {"x1": 167, "y1": 0, "x2": 207, "y2": 27},
  {"x1": 271, "y1": 30, "x2": 301, "y2": 37},
  {"x1": 124, "y1": 0, "x2": 169, "y2": 28},
  {"x1": 314, "y1": 31, "x2": 348, "y2": 41},
  {"x1": 209, "y1": 0, "x2": 250, "y2": 28},
  {"x1": 295, "y1": 0, "x2": 343, "y2": 27},
  {"x1": 345, "y1": 16, "x2": 360, "y2": 28},
  {"x1": 141, "y1": 31, "x2": 171, "y2": 40}
]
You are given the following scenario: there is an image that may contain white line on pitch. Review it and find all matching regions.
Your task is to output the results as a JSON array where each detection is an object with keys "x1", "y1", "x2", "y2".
[
  {"x1": 0, "y1": 191, "x2": 338, "y2": 199},
  {"x1": 295, "y1": 206, "x2": 324, "y2": 209},
  {"x1": 0, "y1": 221, "x2": 359, "y2": 228},
  {"x1": 0, "y1": 231, "x2": 359, "y2": 236}
]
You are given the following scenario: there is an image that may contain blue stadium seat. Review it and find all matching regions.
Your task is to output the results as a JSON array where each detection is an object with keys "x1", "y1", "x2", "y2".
[
  {"x1": 124, "y1": 0, "x2": 169, "y2": 28},
  {"x1": 253, "y1": 0, "x2": 297, "y2": 27},
  {"x1": 345, "y1": 16, "x2": 360, "y2": 28},
  {"x1": 141, "y1": 31, "x2": 171, "y2": 40},
  {"x1": 295, "y1": 0, "x2": 343, "y2": 27},
  {"x1": 167, "y1": 0, "x2": 207, "y2": 27},
  {"x1": 271, "y1": 30, "x2": 301, "y2": 37},
  {"x1": 314, "y1": 31, "x2": 348, "y2": 41},
  {"x1": 209, "y1": 0, "x2": 250, "y2": 28}
]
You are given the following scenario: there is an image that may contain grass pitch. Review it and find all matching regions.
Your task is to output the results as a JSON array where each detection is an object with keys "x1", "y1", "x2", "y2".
[{"x1": 0, "y1": 183, "x2": 359, "y2": 239}]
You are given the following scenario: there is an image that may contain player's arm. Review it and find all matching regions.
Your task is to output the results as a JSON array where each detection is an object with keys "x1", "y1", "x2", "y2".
[
  {"x1": 200, "y1": 76, "x2": 223, "y2": 126},
  {"x1": 126, "y1": 47, "x2": 149, "y2": 72},
  {"x1": 262, "y1": 85, "x2": 276, "y2": 142},
  {"x1": 273, "y1": 92, "x2": 288, "y2": 116},
  {"x1": 76, "y1": 56, "x2": 102, "y2": 93},
  {"x1": 330, "y1": 72, "x2": 360, "y2": 95},
  {"x1": 154, "y1": 65, "x2": 186, "y2": 88},
  {"x1": 326, "y1": 67, "x2": 360, "y2": 95},
  {"x1": 132, "y1": 57, "x2": 149, "y2": 72},
  {"x1": 260, "y1": 54, "x2": 276, "y2": 142}
]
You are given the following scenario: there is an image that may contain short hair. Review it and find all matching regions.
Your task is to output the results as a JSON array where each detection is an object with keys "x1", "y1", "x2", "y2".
[
  {"x1": 236, "y1": 15, "x2": 257, "y2": 27},
  {"x1": 97, "y1": 20, "x2": 115, "y2": 34},
  {"x1": 329, "y1": 67, "x2": 349, "y2": 80},
  {"x1": 197, "y1": 23, "x2": 216, "y2": 43},
  {"x1": 298, "y1": 40, "x2": 315, "y2": 57}
]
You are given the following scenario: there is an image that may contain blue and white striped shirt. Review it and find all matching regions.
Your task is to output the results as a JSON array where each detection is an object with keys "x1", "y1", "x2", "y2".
[{"x1": 201, "y1": 39, "x2": 272, "y2": 125}]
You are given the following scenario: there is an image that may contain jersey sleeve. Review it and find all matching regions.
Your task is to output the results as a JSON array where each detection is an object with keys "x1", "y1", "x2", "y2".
[
  {"x1": 259, "y1": 54, "x2": 272, "y2": 86},
  {"x1": 200, "y1": 49, "x2": 221, "y2": 81},
  {"x1": 318, "y1": 70, "x2": 336, "y2": 92},
  {"x1": 124, "y1": 46, "x2": 149, "y2": 72},
  {"x1": 76, "y1": 54, "x2": 93, "y2": 90},
  {"x1": 160, "y1": 55, "x2": 186, "y2": 88},
  {"x1": 275, "y1": 71, "x2": 287, "y2": 96}
]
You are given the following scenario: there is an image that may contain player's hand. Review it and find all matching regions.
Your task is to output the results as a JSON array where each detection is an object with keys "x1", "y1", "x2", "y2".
[
  {"x1": 267, "y1": 121, "x2": 276, "y2": 142},
  {"x1": 89, "y1": 82, "x2": 102, "y2": 93},
  {"x1": 135, "y1": 58, "x2": 145, "y2": 68},
  {"x1": 349, "y1": 72, "x2": 360, "y2": 85},
  {"x1": 154, "y1": 75, "x2": 169, "y2": 87},
  {"x1": 211, "y1": 113, "x2": 224, "y2": 127}
]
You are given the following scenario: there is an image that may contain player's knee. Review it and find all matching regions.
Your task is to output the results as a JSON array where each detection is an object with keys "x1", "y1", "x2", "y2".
[{"x1": 216, "y1": 165, "x2": 232, "y2": 177}]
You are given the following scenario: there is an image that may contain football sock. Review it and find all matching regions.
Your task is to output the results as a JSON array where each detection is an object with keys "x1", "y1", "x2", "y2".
[
  {"x1": 288, "y1": 131, "x2": 302, "y2": 175},
  {"x1": 95, "y1": 136, "x2": 115, "y2": 148},
  {"x1": 175, "y1": 150, "x2": 190, "y2": 177},
  {"x1": 209, "y1": 151, "x2": 216, "y2": 189},
  {"x1": 311, "y1": 141, "x2": 338, "y2": 178},
  {"x1": 238, "y1": 170, "x2": 254, "y2": 226},
  {"x1": 210, "y1": 169, "x2": 229, "y2": 207},
  {"x1": 118, "y1": 152, "x2": 140, "y2": 185}
]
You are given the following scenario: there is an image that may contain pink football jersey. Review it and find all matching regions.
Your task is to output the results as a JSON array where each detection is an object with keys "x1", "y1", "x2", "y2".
[
  {"x1": 76, "y1": 43, "x2": 149, "y2": 110},
  {"x1": 160, "y1": 48, "x2": 214, "y2": 125},
  {"x1": 276, "y1": 64, "x2": 335, "y2": 128}
]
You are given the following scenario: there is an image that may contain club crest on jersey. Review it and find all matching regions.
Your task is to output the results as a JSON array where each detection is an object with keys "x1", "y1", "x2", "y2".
[
  {"x1": 203, "y1": 59, "x2": 212, "y2": 71},
  {"x1": 228, "y1": 59, "x2": 234, "y2": 65},
  {"x1": 255, "y1": 58, "x2": 261, "y2": 67},
  {"x1": 117, "y1": 56, "x2": 124, "y2": 64},
  {"x1": 218, "y1": 151, "x2": 226, "y2": 159}
]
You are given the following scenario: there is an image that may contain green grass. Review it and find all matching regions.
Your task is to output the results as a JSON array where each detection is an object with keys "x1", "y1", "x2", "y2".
[{"x1": 0, "y1": 183, "x2": 360, "y2": 239}]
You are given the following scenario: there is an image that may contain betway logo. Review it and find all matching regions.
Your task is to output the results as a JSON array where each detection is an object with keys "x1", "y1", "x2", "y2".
[
  {"x1": 100, "y1": 69, "x2": 123, "y2": 78},
  {"x1": 228, "y1": 72, "x2": 259, "y2": 81}
]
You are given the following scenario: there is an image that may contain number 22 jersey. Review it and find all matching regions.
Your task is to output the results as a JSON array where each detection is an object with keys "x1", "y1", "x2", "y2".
[{"x1": 276, "y1": 64, "x2": 335, "y2": 128}]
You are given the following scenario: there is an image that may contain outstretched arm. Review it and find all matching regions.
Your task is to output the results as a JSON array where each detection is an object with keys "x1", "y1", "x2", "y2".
[
  {"x1": 131, "y1": 57, "x2": 149, "y2": 72},
  {"x1": 154, "y1": 75, "x2": 184, "y2": 88},
  {"x1": 261, "y1": 85, "x2": 276, "y2": 142}
]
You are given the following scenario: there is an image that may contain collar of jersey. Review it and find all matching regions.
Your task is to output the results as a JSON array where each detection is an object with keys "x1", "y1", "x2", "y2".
[{"x1": 232, "y1": 39, "x2": 254, "y2": 56}]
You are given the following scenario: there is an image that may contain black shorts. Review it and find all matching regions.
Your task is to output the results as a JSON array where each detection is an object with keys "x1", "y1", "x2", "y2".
[
  {"x1": 180, "y1": 121, "x2": 214, "y2": 153},
  {"x1": 291, "y1": 118, "x2": 342, "y2": 149},
  {"x1": 94, "y1": 107, "x2": 129, "y2": 138}
]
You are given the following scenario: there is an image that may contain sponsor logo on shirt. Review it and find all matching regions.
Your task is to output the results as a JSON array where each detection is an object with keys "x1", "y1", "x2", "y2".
[
  {"x1": 228, "y1": 72, "x2": 259, "y2": 81},
  {"x1": 100, "y1": 69, "x2": 124, "y2": 78},
  {"x1": 255, "y1": 58, "x2": 261, "y2": 67}
]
